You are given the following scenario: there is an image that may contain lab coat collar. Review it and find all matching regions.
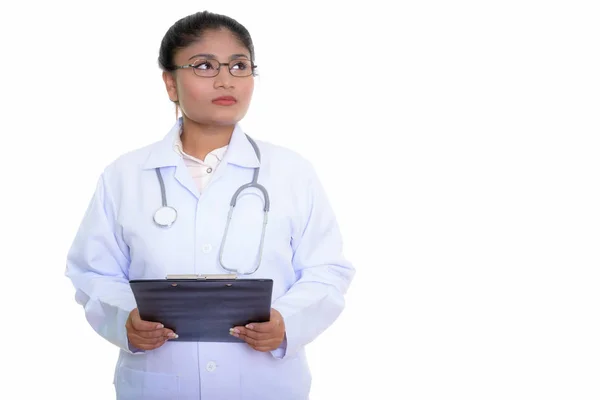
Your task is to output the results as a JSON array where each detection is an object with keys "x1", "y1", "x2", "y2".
[{"x1": 142, "y1": 118, "x2": 260, "y2": 170}]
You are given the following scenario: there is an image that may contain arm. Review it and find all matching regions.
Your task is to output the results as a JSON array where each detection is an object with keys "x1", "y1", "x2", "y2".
[
  {"x1": 270, "y1": 162, "x2": 356, "y2": 360},
  {"x1": 65, "y1": 170, "x2": 140, "y2": 354}
]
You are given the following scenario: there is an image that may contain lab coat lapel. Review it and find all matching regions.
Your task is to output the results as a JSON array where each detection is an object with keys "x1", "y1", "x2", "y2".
[
  {"x1": 142, "y1": 121, "x2": 260, "y2": 199},
  {"x1": 142, "y1": 119, "x2": 200, "y2": 200},
  {"x1": 206, "y1": 124, "x2": 261, "y2": 187},
  {"x1": 173, "y1": 160, "x2": 200, "y2": 199}
]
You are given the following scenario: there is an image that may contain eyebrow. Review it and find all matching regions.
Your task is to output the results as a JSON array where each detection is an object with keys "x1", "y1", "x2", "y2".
[{"x1": 188, "y1": 53, "x2": 250, "y2": 61}]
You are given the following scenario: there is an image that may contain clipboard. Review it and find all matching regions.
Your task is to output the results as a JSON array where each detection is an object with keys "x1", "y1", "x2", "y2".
[{"x1": 129, "y1": 274, "x2": 273, "y2": 342}]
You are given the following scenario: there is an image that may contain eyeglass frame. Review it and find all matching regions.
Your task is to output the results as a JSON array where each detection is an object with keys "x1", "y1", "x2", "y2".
[{"x1": 174, "y1": 58, "x2": 258, "y2": 77}]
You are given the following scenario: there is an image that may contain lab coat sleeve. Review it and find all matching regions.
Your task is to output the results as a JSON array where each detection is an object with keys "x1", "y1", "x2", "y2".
[
  {"x1": 271, "y1": 162, "x2": 355, "y2": 360},
  {"x1": 65, "y1": 171, "x2": 140, "y2": 354}
]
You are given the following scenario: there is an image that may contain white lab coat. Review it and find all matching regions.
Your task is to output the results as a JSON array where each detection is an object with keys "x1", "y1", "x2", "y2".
[{"x1": 65, "y1": 119, "x2": 355, "y2": 400}]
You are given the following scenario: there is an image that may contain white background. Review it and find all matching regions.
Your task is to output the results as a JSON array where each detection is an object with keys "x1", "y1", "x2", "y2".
[{"x1": 1, "y1": 0, "x2": 599, "y2": 399}]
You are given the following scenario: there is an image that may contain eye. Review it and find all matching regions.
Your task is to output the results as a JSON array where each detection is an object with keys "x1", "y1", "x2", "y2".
[
  {"x1": 192, "y1": 60, "x2": 216, "y2": 70},
  {"x1": 230, "y1": 60, "x2": 251, "y2": 70}
]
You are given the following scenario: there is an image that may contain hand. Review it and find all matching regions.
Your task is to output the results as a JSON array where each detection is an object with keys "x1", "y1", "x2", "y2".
[
  {"x1": 230, "y1": 308, "x2": 286, "y2": 352},
  {"x1": 125, "y1": 308, "x2": 178, "y2": 351}
]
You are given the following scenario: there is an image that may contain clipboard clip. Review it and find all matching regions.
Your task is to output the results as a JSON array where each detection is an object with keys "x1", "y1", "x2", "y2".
[{"x1": 165, "y1": 273, "x2": 238, "y2": 280}]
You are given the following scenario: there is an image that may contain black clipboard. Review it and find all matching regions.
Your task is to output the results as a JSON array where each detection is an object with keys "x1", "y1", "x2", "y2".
[{"x1": 129, "y1": 274, "x2": 273, "y2": 342}]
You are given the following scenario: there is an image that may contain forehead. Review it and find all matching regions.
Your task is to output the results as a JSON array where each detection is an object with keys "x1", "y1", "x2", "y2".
[{"x1": 175, "y1": 28, "x2": 250, "y2": 62}]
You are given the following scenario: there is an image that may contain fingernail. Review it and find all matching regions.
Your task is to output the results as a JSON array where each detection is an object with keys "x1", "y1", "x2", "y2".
[
  {"x1": 168, "y1": 333, "x2": 178, "y2": 339},
  {"x1": 230, "y1": 328, "x2": 240, "y2": 334},
  {"x1": 156, "y1": 324, "x2": 164, "y2": 329},
  {"x1": 246, "y1": 324, "x2": 253, "y2": 330}
]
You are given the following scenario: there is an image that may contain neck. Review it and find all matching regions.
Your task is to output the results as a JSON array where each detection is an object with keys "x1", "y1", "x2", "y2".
[{"x1": 180, "y1": 117, "x2": 235, "y2": 161}]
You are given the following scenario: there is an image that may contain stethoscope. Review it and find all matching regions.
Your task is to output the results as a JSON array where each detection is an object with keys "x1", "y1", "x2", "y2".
[{"x1": 153, "y1": 134, "x2": 270, "y2": 275}]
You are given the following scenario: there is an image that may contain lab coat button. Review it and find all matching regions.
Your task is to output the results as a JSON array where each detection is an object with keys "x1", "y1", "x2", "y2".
[
  {"x1": 207, "y1": 167, "x2": 213, "y2": 173},
  {"x1": 206, "y1": 361, "x2": 217, "y2": 372},
  {"x1": 202, "y1": 244, "x2": 212, "y2": 253}
]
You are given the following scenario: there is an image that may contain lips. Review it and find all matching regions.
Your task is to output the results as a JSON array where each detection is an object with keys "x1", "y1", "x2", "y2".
[{"x1": 212, "y1": 96, "x2": 237, "y2": 105}]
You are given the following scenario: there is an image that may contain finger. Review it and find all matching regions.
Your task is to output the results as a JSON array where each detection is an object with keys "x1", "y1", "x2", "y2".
[
  {"x1": 231, "y1": 320, "x2": 274, "y2": 335},
  {"x1": 126, "y1": 316, "x2": 176, "y2": 339},
  {"x1": 242, "y1": 321, "x2": 274, "y2": 333},
  {"x1": 229, "y1": 326, "x2": 254, "y2": 339},
  {"x1": 131, "y1": 338, "x2": 167, "y2": 351},
  {"x1": 238, "y1": 332, "x2": 259, "y2": 347},
  {"x1": 129, "y1": 328, "x2": 176, "y2": 345},
  {"x1": 233, "y1": 325, "x2": 283, "y2": 352},
  {"x1": 246, "y1": 314, "x2": 284, "y2": 333},
  {"x1": 134, "y1": 340, "x2": 165, "y2": 351},
  {"x1": 130, "y1": 327, "x2": 178, "y2": 345},
  {"x1": 136, "y1": 328, "x2": 178, "y2": 340},
  {"x1": 253, "y1": 346, "x2": 275, "y2": 352},
  {"x1": 130, "y1": 329, "x2": 168, "y2": 343},
  {"x1": 133, "y1": 317, "x2": 165, "y2": 332},
  {"x1": 128, "y1": 333, "x2": 167, "y2": 349},
  {"x1": 232, "y1": 327, "x2": 270, "y2": 341},
  {"x1": 243, "y1": 336, "x2": 279, "y2": 352},
  {"x1": 130, "y1": 309, "x2": 166, "y2": 332},
  {"x1": 236, "y1": 330, "x2": 279, "y2": 348}
]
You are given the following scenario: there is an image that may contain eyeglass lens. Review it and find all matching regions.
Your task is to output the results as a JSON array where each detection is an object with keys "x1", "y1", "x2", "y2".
[{"x1": 190, "y1": 59, "x2": 253, "y2": 77}]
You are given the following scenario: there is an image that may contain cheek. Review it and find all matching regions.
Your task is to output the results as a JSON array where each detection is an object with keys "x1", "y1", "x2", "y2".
[
  {"x1": 177, "y1": 78, "x2": 211, "y2": 103},
  {"x1": 238, "y1": 80, "x2": 255, "y2": 103}
]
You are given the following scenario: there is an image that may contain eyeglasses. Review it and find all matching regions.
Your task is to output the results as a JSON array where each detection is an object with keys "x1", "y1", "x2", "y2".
[{"x1": 175, "y1": 58, "x2": 257, "y2": 78}]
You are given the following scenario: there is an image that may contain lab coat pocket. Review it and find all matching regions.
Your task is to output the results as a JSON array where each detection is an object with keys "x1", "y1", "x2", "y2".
[{"x1": 115, "y1": 366, "x2": 180, "y2": 400}]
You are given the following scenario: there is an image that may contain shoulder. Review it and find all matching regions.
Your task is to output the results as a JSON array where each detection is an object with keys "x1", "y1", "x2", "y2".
[
  {"x1": 101, "y1": 140, "x2": 160, "y2": 179},
  {"x1": 253, "y1": 138, "x2": 317, "y2": 178},
  {"x1": 94, "y1": 139, "x2": 166, "y2": 202},
  {"x1": 250, "y1": 138, "x2": 328, "y2": 212}
]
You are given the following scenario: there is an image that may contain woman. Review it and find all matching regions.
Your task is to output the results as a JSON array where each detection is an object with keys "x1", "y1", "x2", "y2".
[{"x1": 66, "y1": 10, "x2": 355, "y2": 400}]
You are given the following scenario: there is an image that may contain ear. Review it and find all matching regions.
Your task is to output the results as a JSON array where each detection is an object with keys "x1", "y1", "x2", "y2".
[{"x1": 162, "y1": 71, "x2": 179, "y2": 103}]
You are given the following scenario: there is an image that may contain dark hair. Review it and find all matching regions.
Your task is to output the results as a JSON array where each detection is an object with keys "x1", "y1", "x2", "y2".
[{"x1": 158, "y1": 11, "x2": 255, "y2": 72}]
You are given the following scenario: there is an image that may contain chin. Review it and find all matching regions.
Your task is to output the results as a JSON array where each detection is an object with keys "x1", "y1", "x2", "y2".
[
  {"x1": 187, "y1": 117, "x2": 241, "y2": 127},
  {"x1": 211, "y1": 115, "x2": 244, "y2": 126},
  {"x1": 213, "y1": 120, "x2": 240, "y2": 127},
  {"x1": 209, "y1": 111, "x2": 248, "y2": 126},
  {"x1": 185, "y1": 107, "x2": 248, "y2": 127}
]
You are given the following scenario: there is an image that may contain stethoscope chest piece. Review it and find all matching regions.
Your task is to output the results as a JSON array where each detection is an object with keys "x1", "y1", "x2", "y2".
[{"x1": 153, "y1": 206, "x2": 177, "y2": 227}]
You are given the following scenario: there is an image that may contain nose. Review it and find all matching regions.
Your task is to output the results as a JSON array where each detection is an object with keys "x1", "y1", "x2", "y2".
[{"x1": 213, "y1": 65, "x2": 233, "y2": 89}]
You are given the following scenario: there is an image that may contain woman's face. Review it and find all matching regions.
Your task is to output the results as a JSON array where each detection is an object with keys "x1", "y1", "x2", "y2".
[{"x1": 163, "y1": 28, "x2": 255, "y2": 126}]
